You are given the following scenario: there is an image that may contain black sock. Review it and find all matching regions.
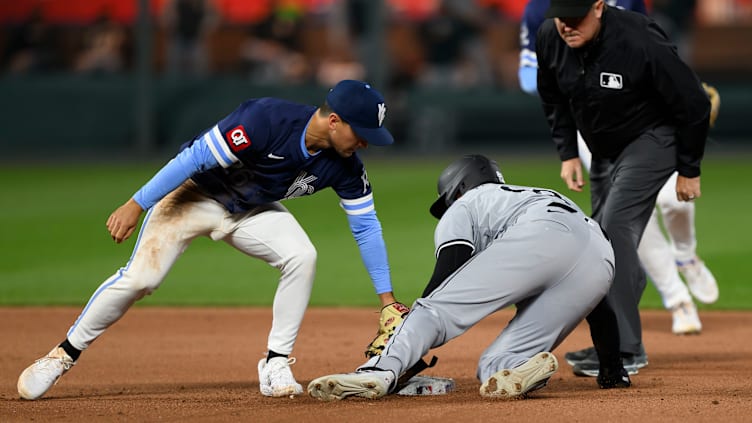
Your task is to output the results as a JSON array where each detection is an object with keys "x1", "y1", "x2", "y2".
[
  {"x1": 266, "y1": 350, "x2": 287, "y2": 362},
  {"x1": 59, "y1": 339, "x2": 81, "y2": 361}
]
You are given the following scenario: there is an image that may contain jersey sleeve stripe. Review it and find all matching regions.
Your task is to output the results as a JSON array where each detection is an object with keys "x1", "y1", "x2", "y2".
[
  {"x1": 436, "y1": 240, "x2": 475, "y2": 258},
  {"x1": 340, "y1": 194, "x2": 375, "y2": 215},
  {"x1": 340, "y1": 193, "x2": 373, "y2": 207},
  {"x1": 204, "y1": 125, "x2": 238, "y2": 168},
  {"x1": 342, "y1": 203, "x2": 375, "y2": 215},
  {"x1": 520, "y1": 49, "x2": 538, "y2": 68}
]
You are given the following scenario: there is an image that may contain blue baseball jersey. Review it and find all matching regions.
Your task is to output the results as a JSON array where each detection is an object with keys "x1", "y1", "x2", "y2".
[
  {"x1": 186, "y1": 98, "x2": 373, "y2": 214},
  {"x1": 520, "y1": 0, "x2": 647, "y2": 73}
]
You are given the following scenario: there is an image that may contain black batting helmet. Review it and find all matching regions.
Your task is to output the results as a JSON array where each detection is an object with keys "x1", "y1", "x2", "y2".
[{"x1": 429, "y1": 154, "x2": 505, "y2": 219}]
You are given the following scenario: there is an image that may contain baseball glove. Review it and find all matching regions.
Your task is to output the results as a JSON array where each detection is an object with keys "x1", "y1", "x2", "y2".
[
  {"x1": 702, "y1": 82, "x2": 720, "y2": 127},
  {"x1": 364, "y1": 302, "x2": 410, "y2": 358}
]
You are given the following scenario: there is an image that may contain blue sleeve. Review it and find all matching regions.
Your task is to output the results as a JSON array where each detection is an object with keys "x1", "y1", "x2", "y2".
[
  {"x1": 346, "y1": 210, "x2": 392, "y2": 295},
  {"x1": 519, "y1": 66, "x2": 539, "y2": 95},
  {"x1": 133, "y1": 138, "x2": 219, "y2": 210},
  {"x1": 519, "y1": 0, "x2": 545, "y2": 94}
]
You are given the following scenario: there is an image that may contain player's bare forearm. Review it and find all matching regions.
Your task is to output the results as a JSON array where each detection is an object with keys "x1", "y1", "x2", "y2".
[
  {"x1": 676, "y1": 175, "x2": 701, "y2": 202},
  {"x1": 106, "y1": 198, "x2": 144, "y2": 243},
  {"x1": 560, "y1": 158, "x2": 585, "y2": 192},
  {"x1": 378, "y1": 292, "x2": 398, "y2": 307}
]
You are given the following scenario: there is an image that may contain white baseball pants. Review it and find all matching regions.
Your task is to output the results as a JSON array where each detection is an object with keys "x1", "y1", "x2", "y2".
[{"x1": 66, "y1": 181, "x2": 316, "y2": 355}]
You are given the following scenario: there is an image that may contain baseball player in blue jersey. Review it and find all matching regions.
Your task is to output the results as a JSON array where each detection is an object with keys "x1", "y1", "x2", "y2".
[
  {"x1": 17, "y1": 80, "x2": 407, "y2": 400},
  {"x1": 308, "y1": 155, "x2": 630, "y2": 402},
  {"x1": 519, "y1": 0, "x2": 718, "y2": 342}
]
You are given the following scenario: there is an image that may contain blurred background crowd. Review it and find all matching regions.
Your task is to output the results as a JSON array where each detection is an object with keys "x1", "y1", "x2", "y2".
[{"x1": 1, "y1": 0, "x2": 751, "y2": 156}]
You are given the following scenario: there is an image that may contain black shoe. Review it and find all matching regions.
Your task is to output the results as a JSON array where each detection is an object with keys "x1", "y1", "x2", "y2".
[
  {"x1": 571, "y1": 351, "x2": 648, "y2": 377},
  {"x1": 564, "y1": 347, "x2": 597, "y2": 366},
  {"x1": 566, "y1": 345, "x2": 648, "y2": 369},
  {"x1": 621, "y1": 351, "x2": 649, "y2": 371},
  {"x1": 573, "y1": 361, "x2": 638, "y2": 377},
  {"x1": 597, "y1": 367, "x2": 631, "y2": 389}
]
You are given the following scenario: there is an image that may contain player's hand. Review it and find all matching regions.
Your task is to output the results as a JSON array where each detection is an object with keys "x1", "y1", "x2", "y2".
[
  {"x1": 676, "y1": 175, "x2": 701, "y2": 202},
  {"x1": 107, "y1": 198, "x2": 144, "y2": 243},
  {"x1": 560, "y1": 158, "x2": 585, "y2": 192}
]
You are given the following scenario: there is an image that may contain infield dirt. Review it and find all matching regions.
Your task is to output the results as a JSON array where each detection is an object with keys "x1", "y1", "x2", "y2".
[{"x1": 2, "y1": 307, "x2": 751, "y2": 422}]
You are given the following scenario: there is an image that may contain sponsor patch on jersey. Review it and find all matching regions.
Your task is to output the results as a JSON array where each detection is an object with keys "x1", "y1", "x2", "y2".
[
  {"x1": 226, "y1": 125, "x2": 251, "y2": 152},
  {"x1": 600, "y1": 72, "x2": 623, "y2": 90}
]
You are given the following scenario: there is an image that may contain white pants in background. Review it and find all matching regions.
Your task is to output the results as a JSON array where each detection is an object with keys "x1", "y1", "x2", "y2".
[{"x1": 577, "y1": 133, "x2": 696, "y2": 309}]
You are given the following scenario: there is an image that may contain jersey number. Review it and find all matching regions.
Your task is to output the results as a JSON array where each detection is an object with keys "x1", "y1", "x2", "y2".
[{"x1": 500, "y1": 185, "x2": 578, "y2": 214}]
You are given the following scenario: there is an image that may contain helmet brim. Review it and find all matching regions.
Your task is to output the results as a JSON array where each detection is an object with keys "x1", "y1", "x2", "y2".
[{"x1": 429, "y1": 194, "x2": 448, "y2": 219}]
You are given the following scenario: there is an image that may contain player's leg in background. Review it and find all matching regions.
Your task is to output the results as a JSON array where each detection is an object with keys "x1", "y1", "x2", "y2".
[
  {"x1": 577, "y1": 131, "x2": 593, "y2": 171},
  {"x1": 637, "y1": 206, "x2": 701, "y2": 334},
  {"x1": 655, "y1": 173, "x2": 719, "y2": 304}
]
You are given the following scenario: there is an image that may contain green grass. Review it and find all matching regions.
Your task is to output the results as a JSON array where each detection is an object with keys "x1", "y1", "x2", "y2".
[{"x1": 1, "y1": 153, "x2": 749, "y2": 310}]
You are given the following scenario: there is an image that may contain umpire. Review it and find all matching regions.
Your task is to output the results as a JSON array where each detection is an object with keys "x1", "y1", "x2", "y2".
[{"x1": 535, "y1": 0, "x2": 711, "y2": 373}]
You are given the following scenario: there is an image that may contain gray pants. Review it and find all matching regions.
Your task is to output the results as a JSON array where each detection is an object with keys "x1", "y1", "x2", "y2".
[
  {"x1": 590, "y1": 126, "x2": 678, "y2": 355},
  {"x1": 362, "y1": 211, "x2": 614, "y2": 383}
]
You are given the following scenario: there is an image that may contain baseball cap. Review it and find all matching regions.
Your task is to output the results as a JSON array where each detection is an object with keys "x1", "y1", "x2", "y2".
[
  {"x1": 326, "y1": 80, "x2": 394, "y2": 146},
  {"x1": 545, "y1": 0, "x2": 596, "y2": 18}
]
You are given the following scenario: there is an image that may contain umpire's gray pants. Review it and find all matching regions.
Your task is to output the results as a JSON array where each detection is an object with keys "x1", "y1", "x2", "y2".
[{"x1": 589, "y1": 125, "x2": 678, "y2": 355}]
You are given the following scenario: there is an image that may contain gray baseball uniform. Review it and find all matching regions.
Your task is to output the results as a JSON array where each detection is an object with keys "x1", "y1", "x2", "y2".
[{"x1": 362, "y1": 182, "x2": 615, "y2": 382}]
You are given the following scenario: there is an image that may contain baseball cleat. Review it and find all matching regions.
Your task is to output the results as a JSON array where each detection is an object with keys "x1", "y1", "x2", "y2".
[
  {"x1": 18, "y1": 346, "x2": 75, "y2": 400},
  {"x1": 258, "y1": 357, "x2": 304, "y2": 397},
  {"x1": 671, "y1": 301, "x2": 702, "y2": 335},
  {"x1": 307, "y1": 370, "x2": 394, "y2": 401},
  {"x1": 678, "y1": 257, "x2": 719, "y2": 304},
  {"x1": 480, "y1": 352, "x2": 558, "y2": 399}
]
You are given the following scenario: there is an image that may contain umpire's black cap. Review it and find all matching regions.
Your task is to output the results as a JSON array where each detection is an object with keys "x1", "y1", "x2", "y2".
[{"x1": 545, "y1": 0, "x2": 597, "y2": 18}]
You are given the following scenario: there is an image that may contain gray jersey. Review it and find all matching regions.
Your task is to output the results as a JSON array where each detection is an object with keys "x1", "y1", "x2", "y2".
[
  {"x1": 435, "y1": 183, "x2": 584, "y2": 257},
  {"x1": 363, "y1": 181, "x2": 614, "y2": 383}
]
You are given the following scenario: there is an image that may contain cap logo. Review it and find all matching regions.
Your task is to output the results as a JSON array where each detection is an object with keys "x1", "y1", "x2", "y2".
[{"x1": 377, "y1": 103, "x2": 386, "y2": 127}]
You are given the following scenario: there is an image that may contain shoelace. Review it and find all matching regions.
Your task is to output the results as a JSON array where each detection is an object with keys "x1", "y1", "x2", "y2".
[
  {"x1": 35, "y1": 356, "x2": 74, "y2": 379},
  {"x1": 267, "y1": 358, "x2": 298, "y2": 386},
  {"x1": 677, "y1": 258, "x2": 701, "y2": 272}
]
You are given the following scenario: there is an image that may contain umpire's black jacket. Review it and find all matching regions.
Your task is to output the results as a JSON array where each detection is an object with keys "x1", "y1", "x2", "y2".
[{"x1": 536, "y1": 6, "x2": 710, "y2": 178}]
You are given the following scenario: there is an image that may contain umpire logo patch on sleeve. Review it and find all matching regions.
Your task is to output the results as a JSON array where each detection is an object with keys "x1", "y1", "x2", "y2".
[
  {"x1": 226, "y1": 125, "x2": 251, "y2": 152},
  {"x1": 600, "y1": 72, "x2": 623, "y2": 89}
]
